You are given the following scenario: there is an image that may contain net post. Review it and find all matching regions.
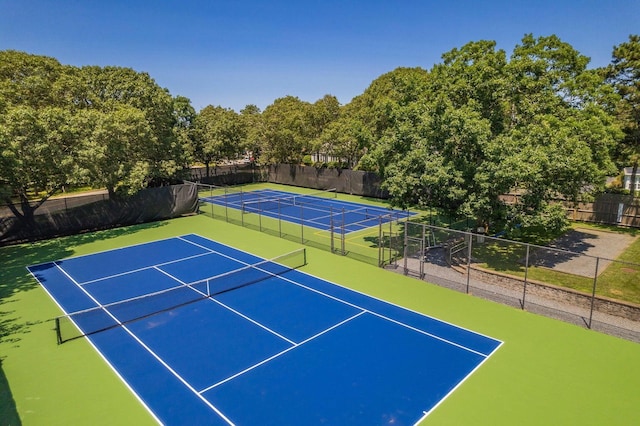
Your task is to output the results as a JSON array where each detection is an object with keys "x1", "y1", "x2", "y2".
[
  {"x1": 55, "y1": 317, "x2": 62, "y2": 345},
  {"x1": 303, "y1": 248, "x2": 307, "y2": 266},
  {"x1": 259, "y1": 201, "x2": 262, "y2": 232},
  {"x1": 241, "y1": 201, "x2": 245, "y2": 226}
]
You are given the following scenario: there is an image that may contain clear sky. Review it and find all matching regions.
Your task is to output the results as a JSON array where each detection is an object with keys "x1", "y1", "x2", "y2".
[{"x1": 1, "y1": 0, "x2": 638, "y2": 112}]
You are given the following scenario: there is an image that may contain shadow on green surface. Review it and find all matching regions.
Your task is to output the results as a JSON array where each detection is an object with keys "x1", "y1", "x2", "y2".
[
  {"x1": 0, "y1": 221, "x2": 167, "y2": 345},
  {"x1": 0, "y1": 359, "x2": 21, "y2": 426}
]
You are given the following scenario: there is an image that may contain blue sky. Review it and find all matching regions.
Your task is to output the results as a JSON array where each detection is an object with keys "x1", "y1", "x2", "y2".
[{"x1": 1, "y1": 0, "x2": 638, "y2": 111}]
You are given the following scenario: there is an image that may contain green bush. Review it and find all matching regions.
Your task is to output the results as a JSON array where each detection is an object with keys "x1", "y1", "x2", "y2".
[{"x1": 302, "y1": 155, "x2": 313, "y2": 166}]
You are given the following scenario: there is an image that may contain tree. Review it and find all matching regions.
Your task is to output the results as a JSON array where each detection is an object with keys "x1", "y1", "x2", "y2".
[
  {"x1": 260, "y1": 96, "x2": 312, "y2": 164},
  {"x1": 172, "y1": 95, "x2": 197, "y2": 173},
  {"x1": 360, "y1": 36, "x2": 620, "y2": 234},
  {"x1": 0, "y1": 51, "x2": 81, "y2": 226},
  {"x1": 239, "y1": 104, "x2": 263, "y2": 163},
  {"x1": 0, "y1": 105, "x2": 80, "y2": 224},
  {"x1": 316, "y1": 115, "x2": 370, "y2": 168},
  {"x1": 75, "y1": 106, "x2": 154, "y2": 196},
  {"x1": 193, "y1": 105, "x2": 244, "y2": 176},
  {"x1": 75, "y1": 66, "x2": 185, "y2": 186},
  {"x1": 606, "y1": 35, "x2": 640, "y2": 195},
  {"x1": 0, "y1": 50, "x2": 191, "y2": 227},
  {"x1": 308, "y1": 95, "x2": 341, "y2": 162}
]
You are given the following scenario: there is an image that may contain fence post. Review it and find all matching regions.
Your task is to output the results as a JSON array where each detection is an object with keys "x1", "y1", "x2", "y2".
[
  {"x1": 341, "y1": 208, "x2": 346, "y2": 255},
  {"x1": 403, "y1": 219, "x2": 409, "y2": 275},
  {"x1": 378, "y1": 216, "x2": 383, "y2": 267},
  {"x1": 301, "y1": 203, "x2": 304, "y2": 244},
  {"x1": 522, "y1": 244, "x2": 530, "y2": 310},
  {"x1": 466, "y1": 232, "x2": 473, "y2": 294},
  {"x1": 389, "y1": 216, "x2": 394, "y2": 266},
  {"x1": 588, "y1": 257, "x2": 600, "y2": 329}
]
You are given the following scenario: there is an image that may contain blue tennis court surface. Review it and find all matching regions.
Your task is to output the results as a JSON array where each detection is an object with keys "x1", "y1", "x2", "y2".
[
  {"x1": 201, "y1": 188, "x2": 417, "y2": 233},
  {"x1": 29, "y1": 235, "x2": 502, "y2": 425}
]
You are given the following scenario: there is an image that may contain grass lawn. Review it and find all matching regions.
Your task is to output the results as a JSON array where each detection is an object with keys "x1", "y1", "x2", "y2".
[{"x1": 1, "y1": 213, "x2": 639, "y2": 425}]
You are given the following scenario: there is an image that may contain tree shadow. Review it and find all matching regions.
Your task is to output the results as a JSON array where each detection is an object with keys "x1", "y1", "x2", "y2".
[
  {"x1": 528, "y1": 230, "x2": 598, "y2": 269},
  {"x1": 0, "y1": 359, "x2": 21, "y2": 426},
  {"x1": 0, "y1": 220, "x2": 167, "y2": 346}
]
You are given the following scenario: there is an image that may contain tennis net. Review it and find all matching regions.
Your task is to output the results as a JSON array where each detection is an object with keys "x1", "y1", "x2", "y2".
[
  {"x1": 54, "y1": 248, "x2": 306, "y2": 344},
  {"x1": 241, "y1": 188, "x2": 337, "y2": 214}
]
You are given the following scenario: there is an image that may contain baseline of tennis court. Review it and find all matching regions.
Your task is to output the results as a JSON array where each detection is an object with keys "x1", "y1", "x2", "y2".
[
  {"x1": 29, "y1": 235, "x2": 501, "y2": 425},
  {"x1": 201, "y1": 188, "x2": 416, "y2": 233}
]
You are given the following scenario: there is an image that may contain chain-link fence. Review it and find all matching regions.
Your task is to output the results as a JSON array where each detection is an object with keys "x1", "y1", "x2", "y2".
[
  {"x1": 193, "y1": 181, "x2": 639, "y2": 342},
  {"x1": 194, "y1": 183, "x2": 406, "y2": 267},
  {"x1": 388, "y1": 221, "x2": 640, "y2": 342}
]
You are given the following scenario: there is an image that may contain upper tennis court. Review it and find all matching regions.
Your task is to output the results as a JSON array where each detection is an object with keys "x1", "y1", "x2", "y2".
[{"x1": 200, "y1": 187, "x2": 416, "y2": 234}]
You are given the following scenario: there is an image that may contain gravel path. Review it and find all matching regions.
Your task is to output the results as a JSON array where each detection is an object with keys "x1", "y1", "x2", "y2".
[{"x1": 529, "y1": 227, "x2": 636, "y2": 277}]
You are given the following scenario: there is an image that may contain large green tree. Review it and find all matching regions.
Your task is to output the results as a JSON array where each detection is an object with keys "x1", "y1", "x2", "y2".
[
  {"x1": 0, "y1": 50, "x2": 191, "y2": 225},
  {"x1": 75, "y1": 65, "x2": 186, "y2": 185},
  {"x1": 0, "y1": 105, "x2": 80, "y2": 222},
  {"x1": 193, "y1": 105, "x2": 244, "y2": 176},
  {"x1": 359, "y1": 36, "x2": 620, "y2": 234},
  {"x1": 0, "y1": 51, "x2": 80, "y2": 224},
  {"x1": 260, "y1": 96, "x2": 312, "y2": 164},
  {"x1": 239, "y1": 104, "x2": 263, "y2": 163}
]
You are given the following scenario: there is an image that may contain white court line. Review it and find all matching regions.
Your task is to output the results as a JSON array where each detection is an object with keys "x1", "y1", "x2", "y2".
[
  {"x1": 180, "y1": 235, "x2": 494, "y2": 358},
  {"x1": 416, "y1": 339, "x2": 505, "y2": 424},
  {"x1": 78, "y1": 251, "x2": 215, "y2": 286},
  {"x1": 39, "y1": 234, "x2": 502, "y2": 424},
  {"x1": 27, "y1": 267, "x2": 163, "y2": 425},
  {"x1": 204, "y1": 189, "x2": 409, "y2": 235},
  {"x1": 198, "y1": 310, "x2": 366, "y2": 394},
  {"x1": 52, "y1": 261, "x2": 236, "y2": 426},
  {"x1": 27, "y1": 234, "x2": 182, "y2": 268},
  {"x1": 153, "y1": 266, "x2": 297, "y2": 346}
]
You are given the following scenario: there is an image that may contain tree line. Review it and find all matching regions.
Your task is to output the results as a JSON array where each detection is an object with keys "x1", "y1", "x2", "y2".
[{"x1": 1, "y1": 34, "x2": 638, "y2": 235}]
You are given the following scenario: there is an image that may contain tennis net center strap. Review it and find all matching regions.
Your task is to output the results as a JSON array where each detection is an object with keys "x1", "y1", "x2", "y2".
[{"x1": 54, "y1": 248, "x2": 307, "y2": 344}]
